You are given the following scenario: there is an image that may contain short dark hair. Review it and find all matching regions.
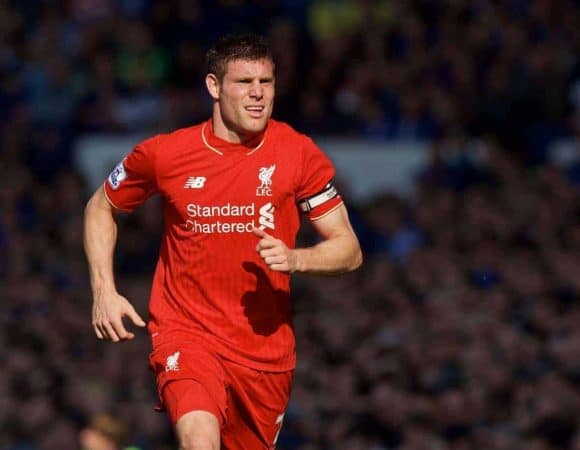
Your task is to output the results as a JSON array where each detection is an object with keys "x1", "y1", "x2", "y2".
[{"x1": 205, "y1": 33, "x2": 274, "y2": 81}]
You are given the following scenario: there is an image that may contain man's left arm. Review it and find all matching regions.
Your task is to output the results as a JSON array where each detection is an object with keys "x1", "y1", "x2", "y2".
[{"x1": 253, "y1": 204, "x2": 363, "y2": 274}]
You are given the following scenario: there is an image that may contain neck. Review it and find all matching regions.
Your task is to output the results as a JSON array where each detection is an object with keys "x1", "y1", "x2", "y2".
[{"x1": 211, "y1": 110, "x2": 263, "y2": 145}]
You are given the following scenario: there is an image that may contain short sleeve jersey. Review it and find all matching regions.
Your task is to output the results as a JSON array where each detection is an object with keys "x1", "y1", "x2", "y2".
[{"x1": 104, "y1": 119, "x2": 343, "y2": 371}]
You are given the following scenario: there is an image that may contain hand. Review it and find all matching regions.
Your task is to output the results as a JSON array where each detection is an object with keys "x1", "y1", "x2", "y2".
[
  {"x1": 92, "y1": 290, "x2": 146, "y2": 342},
  {"x1": 252, "y1": 227, "x2": 297, "y2": 273}
]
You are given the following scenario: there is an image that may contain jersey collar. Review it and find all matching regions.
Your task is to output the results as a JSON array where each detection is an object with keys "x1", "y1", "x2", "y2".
[{"x1": 201, "y1": 119, "x2": 268, "y2": 156}]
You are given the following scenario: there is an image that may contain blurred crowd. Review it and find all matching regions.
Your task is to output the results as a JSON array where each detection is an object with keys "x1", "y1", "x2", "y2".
[
  {"x1": 2, "y1": 0, "x2": 580, "y2": 157},
  {"x1": 1, "y1": 0, "x2": 580, "y2": 449},
  {"x1": 287, "y1": 140, "x2": 580, "y2": 450}
]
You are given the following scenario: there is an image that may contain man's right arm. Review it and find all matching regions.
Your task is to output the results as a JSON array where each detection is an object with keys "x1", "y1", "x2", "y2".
[{"x1": 83, "y1": 186, "x2": 145, "y2": 342}]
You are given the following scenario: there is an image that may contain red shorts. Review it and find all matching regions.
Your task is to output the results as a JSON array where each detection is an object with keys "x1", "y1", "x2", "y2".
[{"x1": 149, "y1": 338, "x2": 293, "y2": 450}]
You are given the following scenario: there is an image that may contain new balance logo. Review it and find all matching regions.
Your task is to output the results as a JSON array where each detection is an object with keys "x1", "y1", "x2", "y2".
[
  {"x1": 165, "y1": 351, "x2": 180, "y2": 372},
  {"x1": 184, "y1": 177, "x2": 206, "y2": 189},
  {"x1": 258, "y1": 202, "x2": 275, "y2": 230}
]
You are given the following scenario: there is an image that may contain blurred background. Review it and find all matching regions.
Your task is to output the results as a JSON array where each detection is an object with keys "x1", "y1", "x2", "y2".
[{"x1": 1, "y1": 0, "x2": 580, "y2": 449}]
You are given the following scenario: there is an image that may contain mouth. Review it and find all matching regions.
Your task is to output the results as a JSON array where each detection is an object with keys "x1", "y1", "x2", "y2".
[{"x1": 245, "y1": 105, "x2": 265, "y2": 118}]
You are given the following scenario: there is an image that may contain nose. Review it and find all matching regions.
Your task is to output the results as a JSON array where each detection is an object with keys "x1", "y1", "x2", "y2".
[{"x1": 249, "y1": 80, "x2": 263, "y2": 99}]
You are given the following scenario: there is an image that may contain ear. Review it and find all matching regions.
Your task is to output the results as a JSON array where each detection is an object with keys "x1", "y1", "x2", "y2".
[{"x1": 205, "y1": 73, "x2": 220, "y2": 100}]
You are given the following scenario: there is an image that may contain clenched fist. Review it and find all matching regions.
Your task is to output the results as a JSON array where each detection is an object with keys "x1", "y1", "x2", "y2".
[{"x1": 252, "y1": 227, "x2": 298, "y2": 273}]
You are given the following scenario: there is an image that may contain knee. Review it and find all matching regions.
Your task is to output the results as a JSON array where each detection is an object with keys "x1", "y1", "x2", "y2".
[
  {"x1": 176, "y1": 411, "x2": 220, "y2": 450},
  {"x1": 178, "y1": 435, "x2": 219, "y2": 450}
]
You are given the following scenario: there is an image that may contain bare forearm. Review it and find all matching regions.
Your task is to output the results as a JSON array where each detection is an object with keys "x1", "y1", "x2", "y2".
[
  {"x1": 83, "y1": 188, "x2": 118, "y2": 293},
  {"x1": 292, "y1": 234, "x2": 362, "y2": 275},
  {"x1": 84, "y1": 188, "x2": 146, "y2": 342}
]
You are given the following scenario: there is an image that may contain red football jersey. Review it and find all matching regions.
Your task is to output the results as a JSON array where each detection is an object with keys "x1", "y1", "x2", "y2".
[{"x1": 104, "y1": 119, "x2": 343, "y2": 371}]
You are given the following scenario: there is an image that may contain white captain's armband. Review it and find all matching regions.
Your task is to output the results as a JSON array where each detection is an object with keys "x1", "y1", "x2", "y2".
[{"x1": 298, "y1": 181, "x2": 338, "y2": 212}]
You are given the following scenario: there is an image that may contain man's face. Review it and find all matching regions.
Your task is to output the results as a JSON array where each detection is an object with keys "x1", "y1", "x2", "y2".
[{"x1": 209, "y1": 58, "x2": 275, "y2": 139}]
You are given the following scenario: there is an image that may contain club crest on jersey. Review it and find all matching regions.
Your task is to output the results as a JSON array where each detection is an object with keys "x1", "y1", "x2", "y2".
[
  {"x1": 165, "y1": 351, "x2": 180, "y2": 372},
  {"x1": 108, "y1": 160, "x2": 127, "y2": 190},
  {"x1": 256, "y1": 164, "x2": 275, "y2": 196}
]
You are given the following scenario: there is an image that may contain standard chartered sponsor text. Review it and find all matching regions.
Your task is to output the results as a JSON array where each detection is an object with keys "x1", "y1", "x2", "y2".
[
  {"x1": 186, "y1": 202, "x2": 255, "y2": 217},
  {"x1": 185, "y1": 220, "x2": 256, "y2": 233},
  {"x1": 184, "y1": 202, "x2": 268, "y2": 234}
]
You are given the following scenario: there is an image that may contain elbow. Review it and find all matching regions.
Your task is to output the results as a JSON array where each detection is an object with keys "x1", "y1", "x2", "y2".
[{"x1": 348, "y1": 247, "x2": 363, "y2": 272}]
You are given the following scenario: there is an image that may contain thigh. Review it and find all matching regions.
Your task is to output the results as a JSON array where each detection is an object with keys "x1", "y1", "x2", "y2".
[
  {"x1": 149, "y1": 340, "x2": 228, "y2": 427},
  {"x1": 221, "y1": 361, "x2": 294, "y2": 450}
]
